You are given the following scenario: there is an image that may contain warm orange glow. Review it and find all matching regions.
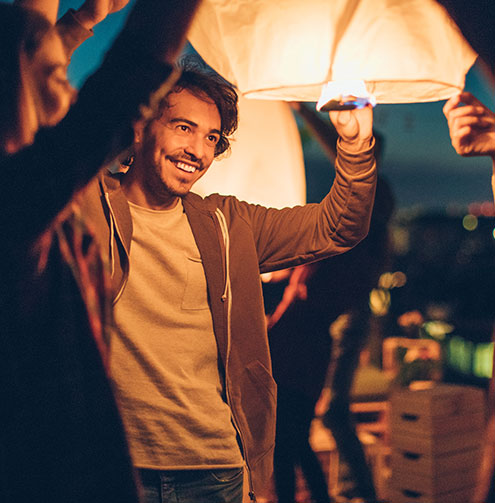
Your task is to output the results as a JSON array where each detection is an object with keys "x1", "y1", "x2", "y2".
[
  {"x1": 316, "y1": 80, "x2": 376, "y2": 111},
  {"x1": 378, "y1": 271, "x2": 407, "y2": 289},
  {"x1": 369, "y1": 288, "x2": 390, "y2": 316},
  {"x1": 189, "y1": 0, "x2": 477, "y2": 104}
]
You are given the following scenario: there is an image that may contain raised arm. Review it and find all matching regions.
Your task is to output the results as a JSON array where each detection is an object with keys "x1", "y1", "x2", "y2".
[
  {"x1": 228, "y1": 102, "x2": 377, "y2": 272},
  {"x1": 14, "y1": 0, "x2": 132, "y2": 56},
  {"x1": 443, "y1": 91, "x2": 495, "y2": 204}
]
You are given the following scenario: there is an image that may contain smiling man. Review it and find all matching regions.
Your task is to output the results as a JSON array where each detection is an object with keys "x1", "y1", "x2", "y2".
[
  {"x1": 122, "y1": 87, "x2": 223, "y2": 207},
  {"x1": 79, "y1": 59, "x2": 377, "y2": 503}
]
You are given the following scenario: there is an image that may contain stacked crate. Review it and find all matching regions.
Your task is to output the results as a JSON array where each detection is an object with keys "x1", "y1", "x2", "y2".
[{"x1": 389, "y1": 383, "x2": 485, "y2": 503}]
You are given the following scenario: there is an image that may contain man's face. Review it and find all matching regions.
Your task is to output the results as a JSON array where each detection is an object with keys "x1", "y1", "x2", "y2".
[{"x1": 133, "y1": 88, "x2": 221, "y2": 207}]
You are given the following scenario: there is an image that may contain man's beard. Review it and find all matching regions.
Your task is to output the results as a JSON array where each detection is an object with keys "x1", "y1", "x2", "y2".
[{"x1": 144, "y1": 160, "x2": 187, "y2": 201}]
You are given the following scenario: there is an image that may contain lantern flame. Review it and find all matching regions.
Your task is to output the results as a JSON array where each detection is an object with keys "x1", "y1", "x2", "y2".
[{"x1": 316, "y1": 80, "x2": 376, "y2": 111}]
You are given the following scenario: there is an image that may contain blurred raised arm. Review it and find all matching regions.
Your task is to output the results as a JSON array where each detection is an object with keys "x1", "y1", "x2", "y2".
[{"x1": 1, "y1": 0, "x2": 202, "y2": 244}]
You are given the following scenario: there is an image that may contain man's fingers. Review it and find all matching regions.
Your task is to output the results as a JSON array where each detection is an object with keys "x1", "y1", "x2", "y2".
[
  {"x1": 329, "y1": 109, "x2": 352, "y2": 126},
  {"x1": 447, "y1": 104, "x2": 494, "y2": 121},
  {"x1": 444, "y1": 93, "x2": 490, "y2": 124},
  {"x1": 457, "y1": 91, "x2": 485, "y2": 107},
  {"x1": 443, "y1": 93, "x2": 462, "y2": 116},
  {"x1": 453, "y1": 115, "x2": 495, "y2": 131},
  {"x1": 455, "y1": 125, "x2": 473, "y2": 141},
  {"x1": 446, "y1": 104, "x2": 495, "y2": 138}
]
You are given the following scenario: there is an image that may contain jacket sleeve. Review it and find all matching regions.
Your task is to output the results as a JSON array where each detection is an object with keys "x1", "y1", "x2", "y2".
[
  {"x1": 0, "y1": 21, "x2": 179, "y2": 248},
  {"x1": 223, "y1": 139, "x2": 377, "y2": 273}
]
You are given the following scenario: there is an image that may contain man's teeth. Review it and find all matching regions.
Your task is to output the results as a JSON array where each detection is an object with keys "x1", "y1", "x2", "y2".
[{"x1": 177, "y1": 161, "x2": 196, "y2": 173}]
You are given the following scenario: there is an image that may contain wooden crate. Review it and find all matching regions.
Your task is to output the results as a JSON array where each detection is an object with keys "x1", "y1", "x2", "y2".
[
  {"x1": 389, "y1": 384, "x2": 485, "y2": 501},
  {"x1": 390, "y1": 384, "x2": 485, "y2": 437},
  {"x1": 390, "y1": 465, "x2": 478, "y2": 495},
  {"x1": 391, "y1": 446, "x2": 480, "y2": 477},
  {"x1": 390, "y1": 427, "x2": 482, "y2": 457}
]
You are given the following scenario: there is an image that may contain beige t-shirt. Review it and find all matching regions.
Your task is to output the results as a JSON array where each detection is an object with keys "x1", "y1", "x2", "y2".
[{"x1": 110, "y1": 199, "x2": 243, "y2": 469}]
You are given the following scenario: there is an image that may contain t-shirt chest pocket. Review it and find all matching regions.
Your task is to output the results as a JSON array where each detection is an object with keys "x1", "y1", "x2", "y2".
[{"x1": 181, "y1": 256, "x2": 210, "y2": 310}]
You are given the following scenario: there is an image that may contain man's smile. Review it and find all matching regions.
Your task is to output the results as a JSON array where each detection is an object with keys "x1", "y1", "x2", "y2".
[
  {"x1": 176, "y1": 160, "x2": 197, "y2": 173},
  {"x1": 167, "y1": 155, "x2": 201, "y2": 175}
]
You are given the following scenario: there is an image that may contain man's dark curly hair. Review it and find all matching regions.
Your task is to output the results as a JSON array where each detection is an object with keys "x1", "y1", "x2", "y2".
[{"x1": 161, "y1": 56, "x2": 239, "y2": 157}]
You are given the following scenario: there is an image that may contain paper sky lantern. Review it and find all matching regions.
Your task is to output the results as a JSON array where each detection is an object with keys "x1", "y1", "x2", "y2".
[
  {"x1": 188, "y1": 0, "x2": 477, "y2": 104},
  {"x1": 193, "y1": 95, "x2": 306, "y2": 208}
]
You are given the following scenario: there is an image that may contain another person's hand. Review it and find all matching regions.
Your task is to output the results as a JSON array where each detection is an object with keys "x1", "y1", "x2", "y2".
[
  {"x1": 443, "y1": 91, "x2": 495, "y2": 159},
  {"x1": 73, "y1": 0, "x2": 131, "y2": 30},
  {"x1": 266, "y1": 266, "x2": 311, "y2": 330},
  {"x1": 329, "y1": 103, "x2": 373, "y2": 153}
]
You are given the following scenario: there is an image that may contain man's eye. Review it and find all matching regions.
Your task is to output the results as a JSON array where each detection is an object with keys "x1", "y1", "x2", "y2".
[
  {"x1": 207, "y1": 135, "x2": 219, "y2": 144},
  {"x1": 177, "y1": 124, "x2": 190, "y2": 133}
]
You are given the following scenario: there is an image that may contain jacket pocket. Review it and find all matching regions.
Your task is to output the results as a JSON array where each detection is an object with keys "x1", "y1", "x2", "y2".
[
  {"x1": 236, "y1": 361, "x2": 277, "y2": 467},
  {"x1": 181, "y1": 256, "x2": 209, "y2": 310},
  {"x1": 245, "y1": 361, "x2": 277, "y2": 401}
]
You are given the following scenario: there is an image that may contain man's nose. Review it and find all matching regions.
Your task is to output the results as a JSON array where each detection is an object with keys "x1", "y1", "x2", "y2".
[{"x1": 184, "y1": 134, "x2": 204, "y2": 160}]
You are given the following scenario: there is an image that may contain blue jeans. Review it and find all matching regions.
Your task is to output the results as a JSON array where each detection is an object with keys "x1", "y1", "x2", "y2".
[{"x1": 138, "y1": 468, "x2": 244, "y2": 503}]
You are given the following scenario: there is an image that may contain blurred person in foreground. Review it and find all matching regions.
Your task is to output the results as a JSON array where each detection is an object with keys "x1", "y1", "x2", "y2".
[{"x1": 0, "y1": 0, "x2": 200, "y2": 501}]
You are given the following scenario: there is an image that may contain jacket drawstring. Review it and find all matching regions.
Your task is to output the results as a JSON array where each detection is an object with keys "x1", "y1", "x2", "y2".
[
  {"x1": 215, "y1": 208, "x2": 230, "y2": 302},
  {"x1": 104, "y1": 192, "x2": 115, "y2": 278}
]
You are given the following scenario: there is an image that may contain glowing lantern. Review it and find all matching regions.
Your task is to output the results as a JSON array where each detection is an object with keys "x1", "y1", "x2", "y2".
[
  {"x1": 193, "y1": 95, "x2": 306, "y2": 208},
  {"x1": 188, "y1": 0, "x2": 477, "y2": 105}
]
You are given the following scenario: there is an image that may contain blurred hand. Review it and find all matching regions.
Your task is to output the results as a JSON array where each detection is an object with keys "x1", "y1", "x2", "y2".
[
  {"x1": 266, "y1": 265, "x2": 311, "y2": 330},
  {"x1": 443, "y1": 91, "x2": 495, "y2": 158},
  {"x1": 74, "y1": 0, "x2": 131, "y2": 30},
  {"x1": 329, "y1": 103, "x2": 373, "y2": 153}
]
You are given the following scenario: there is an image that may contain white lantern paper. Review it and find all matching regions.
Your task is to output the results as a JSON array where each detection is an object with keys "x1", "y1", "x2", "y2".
[
  {"x1": 188, "y1": 0, "x2": 477, "y2": 104},
  {"x1": 193, "y1": 95, "x2": 306, "y2": 208}
]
